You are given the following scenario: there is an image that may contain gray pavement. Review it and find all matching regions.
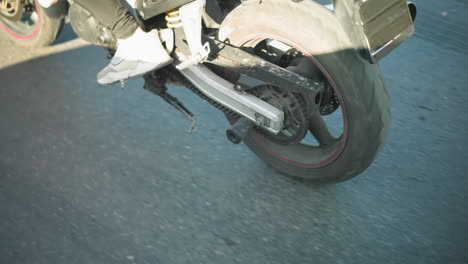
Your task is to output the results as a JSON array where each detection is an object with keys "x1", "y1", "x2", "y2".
[{"x1": 1, "y1": 1, "x2": 468, "y2": 263}]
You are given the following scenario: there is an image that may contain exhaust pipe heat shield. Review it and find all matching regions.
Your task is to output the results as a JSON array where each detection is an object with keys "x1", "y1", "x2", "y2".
[{"x1": 354, "y1": 0, "x2": 416, "y2": 63}]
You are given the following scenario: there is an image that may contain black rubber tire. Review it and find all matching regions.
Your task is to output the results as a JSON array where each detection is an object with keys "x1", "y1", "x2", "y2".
[
  {"x1": 0, "y1": 0, "x2": 63, "y2": 48},
  {"x1": 219, "y1": 0, "x2": 390, "y2": 183}
]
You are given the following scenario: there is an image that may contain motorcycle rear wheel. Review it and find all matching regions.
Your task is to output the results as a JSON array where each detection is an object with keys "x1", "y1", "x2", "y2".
[
  {"x1": 0, "y1": 0, "x2": 63, "y2": 48},
  {"x1": 219, "y1": 0, "x2": 390, "y2": 183}
]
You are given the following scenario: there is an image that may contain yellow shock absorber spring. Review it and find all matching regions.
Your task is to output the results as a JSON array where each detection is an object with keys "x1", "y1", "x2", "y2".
[{"x1": 165, "y1": 9, "x2": 182, "y2": 29}]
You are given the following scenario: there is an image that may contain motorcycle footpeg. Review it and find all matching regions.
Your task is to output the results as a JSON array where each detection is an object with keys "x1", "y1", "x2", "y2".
[
  {"x1": 175, "y1": 42, "x2": 211, "y2": 70},
  {"x1": 226, "y1": 117, "x2": 255, "y2": 144}
]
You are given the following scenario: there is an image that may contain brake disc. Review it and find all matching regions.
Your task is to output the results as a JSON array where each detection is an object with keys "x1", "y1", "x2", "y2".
[
  {"x1": 250, "y1": 86, "x2": 309, "y2": 145},
  {"x1": 319, "y1": 83, "x2": 340, "y2": 115}
]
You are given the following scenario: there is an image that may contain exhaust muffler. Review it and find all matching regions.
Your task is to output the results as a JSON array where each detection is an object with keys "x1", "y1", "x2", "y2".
[{"x1": 408, "y1": 2, "x2": 417, "y2": 21}]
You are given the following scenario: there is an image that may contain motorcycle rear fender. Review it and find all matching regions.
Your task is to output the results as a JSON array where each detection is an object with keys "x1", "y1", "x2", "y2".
[{"x1": 331, "y1": 0, "x2": 416, "y2": 63}]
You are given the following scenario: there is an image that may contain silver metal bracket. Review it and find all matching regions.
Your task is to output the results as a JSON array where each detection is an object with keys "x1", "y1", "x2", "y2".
[
  {"x1": 176, "y1": 42, "x2": 210, "y2": 70},
  {"x1": 176, "y1": 0, "x2": 210, "y2": 70},
  {"x1": 180, "y1": 65, "x2": 284, "y2": 134}
]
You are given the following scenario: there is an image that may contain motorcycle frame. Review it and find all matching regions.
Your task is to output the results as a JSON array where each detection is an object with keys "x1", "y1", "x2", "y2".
[
  {"x1": 171, "y1": 0, "x2": 328, "y2": 135},
  {"x1": 60, "y1": 0, "x2": 416, "y2": 134},
  {"x1": 140, "y1": 0, "x2": 415, "y2": 133},
  {"x1": 173, "y1": 0, "x2": 289, "y2": 135}
]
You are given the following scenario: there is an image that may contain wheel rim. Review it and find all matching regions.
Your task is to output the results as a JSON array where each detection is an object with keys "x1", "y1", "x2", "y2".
[
  {"x1": 0, "y1": 0, "x2": 40, "y2": 39},
  {"x1": 235, "y1": 34, "x2": 349, "y2": 168}
]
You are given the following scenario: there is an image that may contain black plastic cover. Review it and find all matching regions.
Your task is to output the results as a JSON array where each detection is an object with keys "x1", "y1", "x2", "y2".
[{"x1": 69, "y1": 3, "x2": 117, "y2": 49}]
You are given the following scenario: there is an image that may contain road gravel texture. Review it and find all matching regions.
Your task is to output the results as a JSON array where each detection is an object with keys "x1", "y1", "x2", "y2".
[{"x1": 0, "y1": 0, "x2": 467, "y2": 263}]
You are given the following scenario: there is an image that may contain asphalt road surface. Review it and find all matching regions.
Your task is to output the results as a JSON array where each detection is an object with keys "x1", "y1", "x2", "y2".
[{"x1": 1, "y1": 1, "x2": 467, "y2": 263}]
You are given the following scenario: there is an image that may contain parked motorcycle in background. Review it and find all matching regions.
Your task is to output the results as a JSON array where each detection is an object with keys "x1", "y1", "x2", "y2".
[{"x1": 0, "y1": 0, "x2": 417, "y2": 183}]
